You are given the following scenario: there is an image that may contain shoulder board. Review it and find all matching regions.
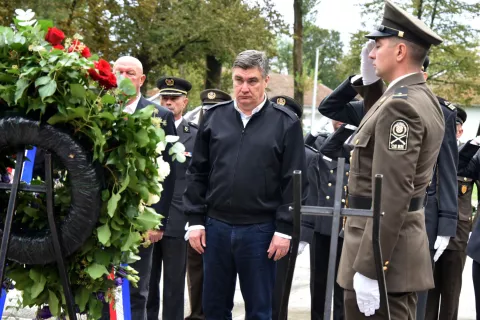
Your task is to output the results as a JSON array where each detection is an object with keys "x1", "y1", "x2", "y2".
[
  {"x1": 272, "y1": 104, "x2": 298, "y2": 121},
  {"x1": 188, "y1": 121, "x2": 198, "y2": 129},
  {"x1": 392, "y1": 87, "x2": 408, "y2": 99},
  {"x1": 202, "y1": 100, "x2": 231, "y2": 112},
  {"x1": 305, "y1": 144, "x2": 319, "y2": 153},
  {"x1": 437, "y1": 97, "x2": 456, "y2": 111}
]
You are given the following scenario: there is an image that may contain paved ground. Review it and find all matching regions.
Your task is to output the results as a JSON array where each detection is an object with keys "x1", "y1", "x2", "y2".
[{"x1": 1, "y1": 246, "x2": 477, "y2": 319}]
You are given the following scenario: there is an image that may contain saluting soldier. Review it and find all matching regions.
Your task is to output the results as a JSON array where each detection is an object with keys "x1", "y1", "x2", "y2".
[
  {"x1": 335, "y1": 1, "x2": 445, "y2": 318},
  {"x1": 416, "y1": 56, "x2": 459, "y2": 320},
  {"x1": 425, "y1": 108, "x2": 473, "y2": 320},
  {"x1": 185, "y1": 88, "x2": 232, "y2": 320},
  {"x1": 268, "y1": 95, "x2": 321, "y2": 320},
  {"x1": 147, "y1": 77, "x2": 195, "y2": 320}
]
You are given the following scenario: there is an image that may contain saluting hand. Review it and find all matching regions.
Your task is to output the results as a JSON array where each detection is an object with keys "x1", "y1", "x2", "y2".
[
  {"x1": 189, "y1": 229, "x2": 206, "y2": 254},
  {"x1": 267, "y1": 235, "x2": 290, "y2": 261}
]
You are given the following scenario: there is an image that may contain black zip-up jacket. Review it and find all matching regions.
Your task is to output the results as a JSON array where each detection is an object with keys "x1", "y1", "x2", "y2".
[{"x1": 183, "y1": 99, "x2": 308, "y2": 235}]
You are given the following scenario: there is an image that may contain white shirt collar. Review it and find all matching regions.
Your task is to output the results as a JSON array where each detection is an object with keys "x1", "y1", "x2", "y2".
[
  {"x1": 386, "y1": 72, "x2": 419, "y2": 91},
  {"x1": 123, "y1": 95, "x2": 141, "y2": 114},
  {"x1": 233, "y1": 94, "x2": 267, "y2": 120},
  {"x1": 175, "y1": 117, "x2": 183, "y2": 129}
]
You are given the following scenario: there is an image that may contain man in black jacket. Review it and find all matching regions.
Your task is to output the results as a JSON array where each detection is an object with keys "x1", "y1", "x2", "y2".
[
  {"x1": 183, "y1": 50, "x2": 307, "y2": 319},
  {"x1": 112, "y1": 56, "x2": 177, "y2": 320}
]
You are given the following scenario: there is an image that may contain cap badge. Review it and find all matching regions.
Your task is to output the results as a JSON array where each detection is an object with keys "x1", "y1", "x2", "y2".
[
  {"x1": 461, "y1": 185, "x2": 467, "y2": 194},
  {"x1": 165, "y1": 78, "x2": 175, "y2": 86},
  {"x1": 207, "y1": 91, "x2": 216, "y2": 100},
  {"x1": 277, "y1": 97, "x2": 286, "y2": 105}
]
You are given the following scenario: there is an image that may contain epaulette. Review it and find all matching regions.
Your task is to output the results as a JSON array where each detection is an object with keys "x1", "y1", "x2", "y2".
[
  {"x1": 202, "y1": 100, "x2": 231, "y2": 112},
  {"x1": 188, "y1": 121, "x2": 198, "y2": 129},
  {"x1": 305, "y1": 144, "x2": 319, "y2": 153},
  {"x1": 437, "y1": 96, "x2": 456, "y2": 112},
  {"x1": 392, "y1": 87, "x2": 408, "y2": 99},
  {"x1": 272, "y1": 104, "x2": 298, "y2": 121}
]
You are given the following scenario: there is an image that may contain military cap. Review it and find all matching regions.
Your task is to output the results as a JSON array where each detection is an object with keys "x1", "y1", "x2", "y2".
[
  {"x1": 366, "y1": 0, "x2": 443, "y2": 49},
  {"x1": 422, "y1": 56, "x2": 430, "y2": 72},
  {"x1": 456, "y1": 107, "x2": 467, "y2": 125},
  {"x1": 157, "y1": 76, "x2": 192, "y2": 96},
  {"x1": 270, "y1": 95, "x2": 303, "y2": 118},
  {"x1": 200, "y1": 89, "x2": 232, "y2": 105}
]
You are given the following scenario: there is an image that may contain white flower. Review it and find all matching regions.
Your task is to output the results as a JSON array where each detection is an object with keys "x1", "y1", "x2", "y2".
[
  {"x1": 155, "y1": 141, "x2": 166, "y2": 153},
  {"x1": 170, "y1": 141, "x2": 185, "y2": 154},
  {"x1": 146, "y1": 193, "x2": 160, "y2": 205},
  {"x1": 138, "y1": 202, "x2": 145, "y2": 213},
  {"x1": 15, "y1": 9, "x2": 37, "y2": 26},
  {"x1": 165, "y1": 135, "x2": 179, "y2": 143},
  {"x1": 176, "y1": 152, "x2": 186, "y2": 163},
  {"x1": 156, "y1": 156, "x2": 171, "y2": 181}
]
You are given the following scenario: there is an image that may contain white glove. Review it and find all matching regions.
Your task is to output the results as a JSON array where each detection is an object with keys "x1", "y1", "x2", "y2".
[
  {"x1": 353, "y1": 272, "x2": 380, "y2": 316},
  {"x1": 471, "y1": 136, "x2": 480, "y2": 145},
  {"x1": 360, "y1": 40, "x2": 380, "y2": 85},
  {"x1": 433, "y1": 235, "x2": 450, "y2": 262},
  {"x1": 297, "y1": 241, "x2": 308, "y2": 256}
]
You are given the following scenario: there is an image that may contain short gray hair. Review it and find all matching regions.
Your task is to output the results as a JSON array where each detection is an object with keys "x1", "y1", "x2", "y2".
[{"x1": 232, "y1": 50, "x2": 269, "y2": 78}]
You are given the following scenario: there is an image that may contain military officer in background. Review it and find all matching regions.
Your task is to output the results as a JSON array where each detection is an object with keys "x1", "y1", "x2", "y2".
[
  {"x1": 415, "y1": 56, "x2": 459, "y2": 320},
  {"x1": 303, "y1": 121, "x2": 354, "y2": 320},
  {"x1": 334, "y1": 1, "x2": 444, "y2": 318},
  {"x1": 268, "y1": 95, "x2": 321, "y2": 320},
  {"x1": 185, "y1": 88, "x2": 232, "y2": 320},
  {"x1": 147, "y1": 77, "x2": 195, "y2": 320},
  {"x1": 425, "y1": 108, "x2": 472, "y2": 320}
]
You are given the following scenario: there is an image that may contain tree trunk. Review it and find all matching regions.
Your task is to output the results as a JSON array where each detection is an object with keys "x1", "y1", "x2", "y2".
[
  {"x1": 293, "y1": 0, "x2": 304, "y2": 105},
  {"x1": 416, "y1": 0, "x2": 424, "y2": 19},
  {"x1": 205, "y1": 55, "x2": 222, "y2": 89},
  {"x1": 430, "y1": 0, "x2": 440, "y2": 28}
]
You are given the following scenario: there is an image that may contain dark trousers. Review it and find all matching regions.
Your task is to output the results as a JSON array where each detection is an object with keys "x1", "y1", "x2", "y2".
[
  {"x1": 425, "y1": 249, "x2": 467, "y2": 320},
  {"x1": 129, "y1": 244, "x2": 155, "y2": 320},
  {"x1": 344, "y1": 289, "x2": 417, "y2": 320},
  {"x1": 146, "y1": 236, "x2": 187, "y2": 320},
  {"x1": 473, "y1": 260, "x2": 480, "y2": 320},
  {"x1": 186, "y1": 242, "x2": 205, "y2": 320},
  {"x1": 203, "y1": 217, "x2": 276, "y2": 320},
  {"x1": 416, "y1": 250, "x2": 435, "y2": 320},
  {"x1": 311, "y1": 233, "x2": 344, "y2": 320},
  {"x1": 272, "y1": 251, "x2": 290, "y2": 320}
]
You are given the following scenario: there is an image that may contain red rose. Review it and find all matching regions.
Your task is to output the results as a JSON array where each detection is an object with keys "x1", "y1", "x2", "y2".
[
  {"x1": 45, "y1": 27, "x2": 65, "y2": 46},
  {"x1": 68, "y1": 39, "x2": 91, "y2": 58},
  {"x1": 81, "y1": 46, "x2": 91, "y2": 58},
  {"x1": 95, "y1": 59, "x2": 112, "y2": 76},
  {"x1": 106, "y1": 73, "x2": 117, "y2": 88},
  {"x1": 88, "y1": 59, "x2": 117, "y2": 90},
  {"x1": 53, "y1": 44, "x2": 64, "y2": 50}
]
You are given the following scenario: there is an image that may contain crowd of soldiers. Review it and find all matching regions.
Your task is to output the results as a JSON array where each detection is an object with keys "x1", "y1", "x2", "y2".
[{"x1": 95, "y1": 1, "x2": 480, "y2": 319}]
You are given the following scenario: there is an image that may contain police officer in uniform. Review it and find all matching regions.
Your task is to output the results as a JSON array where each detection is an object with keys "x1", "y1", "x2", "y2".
[
  {"x1": 185, "y1": 88, "x2": 232, "y2": 320},
  {"x1": 415, "y1": 56, "x2": 459, "y2": 320},
  {"x1": 335, "y1": 1, "x2": 445, "y2": 318},
  {"x1": 425, "y1": 108, "x2": 472, "y2": 320},
  {"x1": 147, "y1": 77, "x2": 195, "y2": 320},
  {"x1": 268, "y1": 95, "x2": 321, "y2": 320}
]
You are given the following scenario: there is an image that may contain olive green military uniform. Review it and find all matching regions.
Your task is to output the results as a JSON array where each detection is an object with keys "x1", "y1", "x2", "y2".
[{"x1": 337, "y1": 2, "x2": 445, "y2": 318}]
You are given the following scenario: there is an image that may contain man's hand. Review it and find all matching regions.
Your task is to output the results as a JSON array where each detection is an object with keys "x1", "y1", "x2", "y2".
[
  {"x1": 267, "y1": 235, "x2": 290, "y2": 261},
  {"x1": 353, "y1": 272, "x2": 380, "y2": 316},
  {"x1": 360, "y1": 40, "x2": 379, "y2": 85},
  {"x1": 433, "y1": 235, "x2": 450, "y2": 262},
  {"x1": 189, "y1": 229, "x2": 206, "y2": 254},
  {"x1": 148, "y1": 230, "x2": 164, "y2": 243}
]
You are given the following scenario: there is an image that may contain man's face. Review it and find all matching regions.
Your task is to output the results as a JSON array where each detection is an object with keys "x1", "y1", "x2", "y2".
[
  {"x1": 369, "y1": 38, "x2": 397, "y2": 81},
  {"x1": 160, "y1": 95, "x2": 188, "y2": 121},
  {"x1": 456, "y1": 123, "x2": 464, "y2": 140},
  {"x1": 332, "y1": 120, "x2": 343, "y2": 131},
  {"x1": 233, "y1": 67, "x2": 269, "y2": 110},
  {"x1": 113, "y1": 61, "x2": 146, "y2": 95}
]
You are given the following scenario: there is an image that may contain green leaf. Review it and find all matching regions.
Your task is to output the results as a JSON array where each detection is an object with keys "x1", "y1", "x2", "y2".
[
  {"x1": 38, "y1": 79, "x2": 57, "y2": 100},
  {"x1": 94, "y1": 249, "x2": 111, "y2": 266},
  {"x1": 37, "y1": 20, "x2": 54, "y2": 32},
  {"x1": 97, "y1": 224, "x2": 111, "y2": 245},
  {"x1": 136, "y1": 157, "x2": 146, "y2": 171},
  {"x1": 29, "y1": 270, "x2": 46, "y2": 299},
  {"x1": 47, "y1": 114, "x2": 68, "y2": 125},
  {"x1": 118, "y1": 78, "x2": 137, "y2": 96},
  {"x1": 48, "y1": 290, "x2": 59, "y2": 316},
  {"x1": 75, "y1": 287, "x2": 90, "y2": 312},
  {"x1": 101, "y1": 94, "x2": 116, "y2": 105},
  {"x1": 134, "y1": 129, "x2": 149, "y2": 148},
  {"x1": 121, "y1": 231, "x2": 142, "y2": 251},
  {"x1": 134, "y1": 104, "x2": 156, "y2": 119},
  {"x1": 135, "y1": 207, "x2": 162, "y2": 230},
  {"x1": 101, "y1": 189, "x2": 110, "y2": 201},
  {"x1": 119, "y1": 175, "x2": 130, "y2": 193},
  {"x1": 98, "y1": 112, "x2": 116, "y2": 121},
  {"x1": 126, "y1": 205, "x2": 138, "y2": 219},
  {"x1": 14, "y1": 78, "x2": 30, "y2": 103},
  {"x1": 86, "y1": 263, "x2": 109, "y2": 280},
  {"x1": 107, "y1": 193, "x2": 121, "y2": 217},
  {"x1": 70, "y1": 83, "x2": 86, "y2": 98},
  {"x1": 67, "y1": 107, "x2": 88, "y2": 120},
  {"x1": 34, "y1": 76, "x2": 50, "y2": 87}
]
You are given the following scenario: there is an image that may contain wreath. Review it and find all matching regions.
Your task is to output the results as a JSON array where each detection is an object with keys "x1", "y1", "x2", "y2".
[{"x1": 0, "y1": 9, "x2": 185, "y2": 319}]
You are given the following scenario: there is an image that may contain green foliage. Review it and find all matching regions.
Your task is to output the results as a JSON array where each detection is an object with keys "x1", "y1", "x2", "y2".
[{"x1": 0, "y1": 12, "x2": 184, "y2": 319}]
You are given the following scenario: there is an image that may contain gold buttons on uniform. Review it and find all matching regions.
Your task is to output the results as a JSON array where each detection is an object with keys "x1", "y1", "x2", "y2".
[
  {"x1": 464, "y1": 177, "x2": 468, "y2": 181},
  {"x1": 383, "y1": 266, "x2": 388, "y2": 271},
  {"x1": 346, "y1": 172, "x2": 349, "y2": 176},
  {"x1": 326, "y1": 196, "x2": 330, "y2": 200},
  {"x1": 385, "y1": 261, "x2": 389, "y2": 265},
  {"x1": 355, "y1": 139, "x2": 359, "y2": 145},
  {"x1": 330, "y1": 170, "x2": 334, "y2": 174},
  {"x1": 328, "y1": 183, "x2": 332, "y2": 187}
]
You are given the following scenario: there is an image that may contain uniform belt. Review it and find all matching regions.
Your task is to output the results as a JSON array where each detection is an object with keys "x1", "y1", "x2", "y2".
[{"x1": 347, "y1": 195, "x2": 425, "y2": 212}]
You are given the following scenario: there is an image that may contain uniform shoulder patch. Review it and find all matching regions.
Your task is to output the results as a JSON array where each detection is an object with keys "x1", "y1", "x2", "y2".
[
  {"x1": 392, "y1": 87, "x2": 408, "y2": 99},
  {"x1": 188, "y1": 121, "x2": 198, "y2": 129},
  {"x1": 389, "y1": 120, "x2": 409, "y2": 151},
  {"x1": 447, "y1": 103, "x2": 456, "y2": 111},
  {"x1": 305, "y1": 144, "x2": 319, "y2": 153},
  {"x1": 272, "y1": 104, "x2": 298, "y2": 120}
]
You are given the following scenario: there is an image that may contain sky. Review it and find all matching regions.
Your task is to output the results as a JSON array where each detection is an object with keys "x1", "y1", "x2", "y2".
[{"x1": 272, "y1": 0, "x2": 480, "y2": 52}]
